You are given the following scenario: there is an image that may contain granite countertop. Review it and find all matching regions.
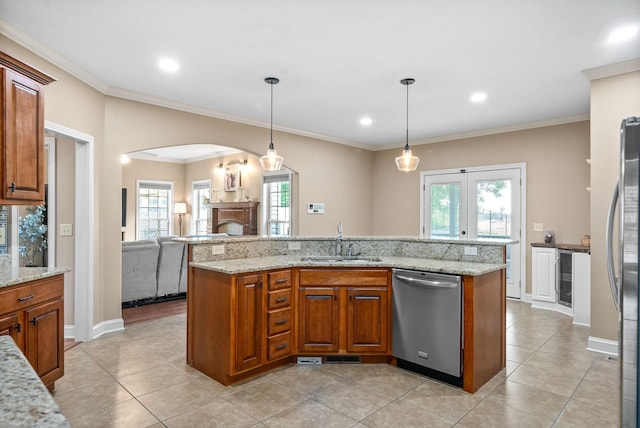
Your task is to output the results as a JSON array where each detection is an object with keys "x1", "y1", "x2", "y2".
[
  {"x1": 0, "y1": 336, "x2": 69, "y2": 427},
  {"x1": 191, "y1": 255, "x2": 505, "y2": 276},
  {"x1": 0, "y1": 267, "x2": 70, "y2": 290},
  {"x1": 181, "y1": 235, "x2": 518, "y2": 246},
  {"x1": 530, "y1": 242, "x2": 590, "y2": 253}
]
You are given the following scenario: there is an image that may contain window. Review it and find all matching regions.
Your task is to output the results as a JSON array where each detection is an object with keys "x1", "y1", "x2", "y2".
[
  {"x1": 137, "y1": 180, "x2": 173, "y2": 239},
  {"x1": 192, "y1": 180, "x2": 211, "y2": 235},
  {"x1": 263, "y1": 170, "x2": 293, "y2": 236}
]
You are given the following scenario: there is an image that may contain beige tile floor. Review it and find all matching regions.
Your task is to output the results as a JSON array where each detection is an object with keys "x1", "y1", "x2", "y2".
[{"x1": 53, "y1": 300, "x2": 620, "y2": 427}]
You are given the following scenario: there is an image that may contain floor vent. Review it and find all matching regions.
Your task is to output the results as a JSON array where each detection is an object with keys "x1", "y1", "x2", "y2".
[
  {"x1": 324, "y1": 355, "x2": 361, "y2": 364},
  {"x1": 297, "y1": 356, "x2": 322, "y2": 365}
]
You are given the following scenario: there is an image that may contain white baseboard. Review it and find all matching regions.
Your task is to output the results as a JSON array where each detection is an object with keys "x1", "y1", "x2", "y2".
[
  {"x1": 522, "y1": 293, "x2": 533, "y2": 303},
  {"x1": 64, "y1": 325, "x2": 75, "y2": 339},
  {"x1": 92, "y1": 318, "x2": 125, "y2": 340},
  {"x1": 63, "y1": 319, "x2": 124, "y2": 341},
  {"x1": 587, "y1": 336, "x2": 619, "y2": 357}
]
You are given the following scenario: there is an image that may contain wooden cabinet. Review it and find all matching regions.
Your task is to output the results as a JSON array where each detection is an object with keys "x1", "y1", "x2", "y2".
[
  {"x1": 297, "y1": 268, "x2": 390, "y2": 356},
  {"x1": 209, "y1": 202, "x2": 260, "y2": 235},
  {"x1": 0, "y1": 274, "x2": 64, "y2": 390},
  {"x1": 234, "y1": 273, "x2": 263, "y2": 372},
  {"x1": 266, "y1": 270, "x2": 292, "y2": 361},
  {"x1": 188, "y1": 267, "x2": 292, "y2": 385},
  {"x1": 0, "y1": 52, "x2": 55, "y2": 205}
]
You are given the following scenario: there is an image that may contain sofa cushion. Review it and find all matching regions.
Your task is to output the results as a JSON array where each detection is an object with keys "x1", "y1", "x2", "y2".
[
  {"x1": 156, "y1": 236, "x2": 186, "y2": 297},
  {"x1": 121, "y1": 241, "x2": 160, "y2": 302}
]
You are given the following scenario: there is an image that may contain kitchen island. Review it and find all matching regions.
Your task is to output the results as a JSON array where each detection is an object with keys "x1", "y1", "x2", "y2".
[{"x1": 184, "y1": 236, "x2": 511, "y2": 393}]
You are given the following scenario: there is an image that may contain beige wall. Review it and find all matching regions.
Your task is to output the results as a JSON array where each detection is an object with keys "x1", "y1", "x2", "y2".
[
  {"x1": 56, "y1": 138, "x2": 76, "y2": 323},
  {"x1": 121, "y1": 159, "x2": 186, "y2": 241},
  {"x1": 589, "y1": 70, "x2": 640, "y2": 341},
  {"x1": 372, "y1": 122, "x2": 591, "y2": 294}
]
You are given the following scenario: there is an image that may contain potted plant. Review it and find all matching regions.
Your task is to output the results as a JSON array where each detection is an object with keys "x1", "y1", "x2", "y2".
[{"x1": 18, "y1": 205, "x2": 48, "y2": 267}]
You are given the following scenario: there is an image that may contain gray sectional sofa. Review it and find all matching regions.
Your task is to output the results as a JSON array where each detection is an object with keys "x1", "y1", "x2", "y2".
[{"x1": 121, "y1": 234, "x2": 229, "y2": 304}]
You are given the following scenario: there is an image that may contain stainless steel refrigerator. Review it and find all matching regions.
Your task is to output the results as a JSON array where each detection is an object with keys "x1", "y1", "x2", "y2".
[{"x1": 607, "y1": 116, "x2": 640, "y2": 428}]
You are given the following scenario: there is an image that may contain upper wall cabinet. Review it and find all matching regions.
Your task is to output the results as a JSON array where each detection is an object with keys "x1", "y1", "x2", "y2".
[{"x1": 0, "y1": 52, "x2": 55, "y2": 205}]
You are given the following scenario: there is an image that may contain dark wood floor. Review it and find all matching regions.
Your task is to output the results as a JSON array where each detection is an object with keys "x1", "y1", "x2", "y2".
[
  {"x1": 122, "y1": 298, "x2": 187, "y2": 325},
  {"x1": 64, "y1": 298, "x2": 187, "y2": 351}
]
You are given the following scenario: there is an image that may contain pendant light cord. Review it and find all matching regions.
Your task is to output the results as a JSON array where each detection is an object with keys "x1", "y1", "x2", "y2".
[
  {"x1": 405, "y1": 81, "x2": 409, "y2": 148},
  {"x1": 270, "y1": 81, "x2": 274, "y2": 148}
]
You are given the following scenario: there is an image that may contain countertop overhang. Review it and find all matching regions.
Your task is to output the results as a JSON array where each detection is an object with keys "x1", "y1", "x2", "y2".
[
  {"x1": 0, "y1": 336, "x2": 69, "y2": 427},
  {"x1": 0, "y1": 267, "x2": 70, "y2": 289},
  {"x1": 191, "y1": 255, "x2": 505, "y2": 276}
]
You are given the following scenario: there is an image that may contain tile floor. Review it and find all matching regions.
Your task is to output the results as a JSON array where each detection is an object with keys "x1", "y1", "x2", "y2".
[{"x1": 52, "y1": 300, "x2": 620, "y2": 427}]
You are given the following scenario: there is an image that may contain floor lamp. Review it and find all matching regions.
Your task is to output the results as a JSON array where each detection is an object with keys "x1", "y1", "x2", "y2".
[{"x1": 174, "y1": 202, "x2": 187, "y2": 236}]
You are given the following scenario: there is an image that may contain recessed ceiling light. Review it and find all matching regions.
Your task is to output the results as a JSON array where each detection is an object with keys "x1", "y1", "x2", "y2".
[
  {"x1": 607, "y1": 25, "x2": 639, "y2": 44},
  {"x1": 120, "y1": 154, "x2": 130, "y2": 164},
  {"x1": 360, "y1": 117, "x2": 373, "y2": 126},
  {"x1": 158, "y1": 58, "x2": 179, "y2": 72},
  {"x1": 470, "y1": 92, "x2": 487, "y2": 103}
]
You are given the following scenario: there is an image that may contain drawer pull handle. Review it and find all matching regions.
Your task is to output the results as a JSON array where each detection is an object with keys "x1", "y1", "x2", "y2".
[
  {"x1": 275, "y1": 343, "x2": 288, "y2": 350},
  {"x1": 17, "y1": 294, "x2": 36, "y2": 302},
  {"x1": 275, "y1": 319, "x2": 289, "y2": 325},
  {"x1": 275, "y1": 279, "x2": 289, "y2": 284},
  {"x1": 9, "y1": 182, "x2": 15, "y2": 192},
  {"x1": 275, "y1": 297, "x2": 289, "y2": 303}
]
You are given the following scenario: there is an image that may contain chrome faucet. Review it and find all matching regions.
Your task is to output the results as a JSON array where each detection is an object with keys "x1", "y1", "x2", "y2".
[{"x1": 336, "y1": 221, "x2": 343, "y2": 256}]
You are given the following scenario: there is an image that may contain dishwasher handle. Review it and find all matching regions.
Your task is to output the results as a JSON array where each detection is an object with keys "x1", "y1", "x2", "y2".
[{"x1": 393, "y1": 274, "x2": 459, "y2": 289}]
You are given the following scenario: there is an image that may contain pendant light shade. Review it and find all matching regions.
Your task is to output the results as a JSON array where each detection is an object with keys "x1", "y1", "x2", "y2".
[
  {"x1": 395, "y1": 78, "x2": 419, "y2": 172},
  {"x1": 260, "y1": 77, "x2": 284, "y2": 171}
]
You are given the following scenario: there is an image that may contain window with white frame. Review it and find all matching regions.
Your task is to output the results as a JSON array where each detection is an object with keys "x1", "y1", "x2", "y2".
[
  {"x1": 137, "y1": 180, "x2": 173, "y2": 239},
  {"x1": 262, "y1": 170, "x2": 293, "y2": 236},
  {"x1": 192, "y1": 180, "x2": 211, "y2": 235}
]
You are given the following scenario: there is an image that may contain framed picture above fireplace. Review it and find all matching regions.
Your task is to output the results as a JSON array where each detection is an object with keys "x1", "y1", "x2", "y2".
[{"x1": 224, "y1": 163, "x2": 240, "y2": 192}]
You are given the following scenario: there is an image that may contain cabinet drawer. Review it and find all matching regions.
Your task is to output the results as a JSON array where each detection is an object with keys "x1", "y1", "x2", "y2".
[
  {"x1": 268, "y1": 289, "x2": 291, "y2": 310},
  {"x1": 268, "y1": 308, "x2": 291, "y2": 336},
  {"x1": 0, "y1": 277, "x2": 64, "y2": 316},
  {"x1": 299, "y1": 269, "x2": 388, "y2": 286},
  {"x1": 268, "y1": 332, "x2": 291, "y2": 360},
  {"x1": 269, "y1": 270, "x2": 292, "y2": 290}
]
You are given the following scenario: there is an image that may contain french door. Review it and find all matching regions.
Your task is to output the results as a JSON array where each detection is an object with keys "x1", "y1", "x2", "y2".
[{"x1": 421, "y1": 165, "x2": 524, "y2": 298}]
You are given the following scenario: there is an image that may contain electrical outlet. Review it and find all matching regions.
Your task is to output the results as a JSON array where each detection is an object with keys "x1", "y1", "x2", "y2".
[
  {"x1": 288, "y1": 241, "x2": 301, "y2": 250},
  {"x1": 211, "y1": 245, "x2": 225, "y2": 255},
  {"x1": 533, "y1": 223, "x2": 544, "y2": 232},
  {"x1": 464, "y1": 246, "x2": 478, "y2": 256},
  {"x1": 60, "y1": 224, "x2": 73, "y2": 236}
]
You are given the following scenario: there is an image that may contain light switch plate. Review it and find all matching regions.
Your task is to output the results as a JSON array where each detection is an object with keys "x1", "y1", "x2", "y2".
[
  {"x1": 533, "y1": 223, "x2": 544, "y2": 232},
  {"x1": 60, "y1": 224, "x2": 73, "y2": 236}
]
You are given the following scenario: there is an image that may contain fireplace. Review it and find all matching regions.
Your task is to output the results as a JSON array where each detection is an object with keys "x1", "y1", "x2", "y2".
[{"x1": 210, "y1": 202, "x2": 260, "y2": 236}]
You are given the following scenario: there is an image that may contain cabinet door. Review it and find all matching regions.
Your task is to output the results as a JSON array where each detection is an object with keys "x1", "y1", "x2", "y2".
[
  {"x1": 347, "y1": 288, "x2": 389, "y2": 353},
  {"x1": 25, "y1": 298, "x2": 63, "y2": 387},
  {"x1": 0, "y1": 312, "x2": 23, "y2": 349},
  {"x1": 1, "y1": 68, "x2": 44, "y2": 202},
  {"x1": 531, "y1": 247, "x2": 557, "y2": 303},
  {"x1": 234, "y1": 274, "x2": 263, "y2": 373},
  {"x1": 298, "y1": 287, "x2": 339, "y2": 353}
]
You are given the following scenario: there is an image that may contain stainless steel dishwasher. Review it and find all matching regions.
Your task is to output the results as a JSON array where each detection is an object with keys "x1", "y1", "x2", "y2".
[{"x1": 392, "y1": 268, "x2": 463, "y2": 386}]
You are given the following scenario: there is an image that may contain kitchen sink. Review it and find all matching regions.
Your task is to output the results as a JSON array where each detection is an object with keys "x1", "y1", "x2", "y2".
[{"x1": 300, "y1": 256, "x2": 383, "y2": 263}]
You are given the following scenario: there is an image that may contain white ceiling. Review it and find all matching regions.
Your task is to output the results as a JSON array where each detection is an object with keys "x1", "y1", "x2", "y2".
[{"x1": 1, "y1": 1, "x2": 639, "y2": 155}]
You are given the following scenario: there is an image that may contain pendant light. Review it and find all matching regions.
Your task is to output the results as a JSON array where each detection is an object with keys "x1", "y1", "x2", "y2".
[
  {"x1": 395, "y1": 78, "x2": 420, "y2": 172},
  {"x1": 260, "y1": 77, "x2": 284, "y2": 171}
]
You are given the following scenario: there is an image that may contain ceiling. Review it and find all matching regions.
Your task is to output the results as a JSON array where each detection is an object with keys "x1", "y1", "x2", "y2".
[{"x1": 1, "y1": 1, "x2": 639, "y2": 154}]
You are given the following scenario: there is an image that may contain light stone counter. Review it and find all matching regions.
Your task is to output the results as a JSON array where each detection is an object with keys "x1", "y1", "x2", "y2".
[
  {"x1": 191, "y1": 255, "x2": 505, "y2": 276},
  {"x1": 0, "y1": 267, "x2": 70, "y2": 290},
  {"x1": 0, "y1": 336, "x2": 69, "y2": 427}
]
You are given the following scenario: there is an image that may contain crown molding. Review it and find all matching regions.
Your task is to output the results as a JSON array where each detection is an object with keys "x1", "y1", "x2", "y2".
[{"x1": 582, "y1": 58, "x2": 640, "y2": 81}]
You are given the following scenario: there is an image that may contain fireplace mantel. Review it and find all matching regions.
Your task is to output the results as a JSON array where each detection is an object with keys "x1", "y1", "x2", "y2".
[{"x1": 207, "y1": 202, "x2": 260, "y2": 236}]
